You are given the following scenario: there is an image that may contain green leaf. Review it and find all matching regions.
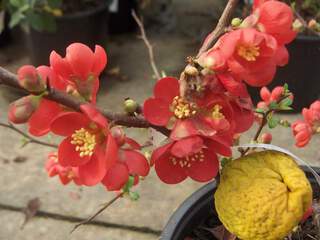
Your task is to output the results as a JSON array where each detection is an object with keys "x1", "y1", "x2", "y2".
[
  {"x1": 268, "y1": 101, "x2": 278, "y2": 110},
  {"x1": 129, "y1": 191, "x2": 140, "y2": 201},
  {"x1": 255, "y1": 108, "x2": 265, "y2": 114},
  {"x1": 9, "y1": 0, "x2": 25, "y2": 8},
  {"x1": 27, "y1": 12, "x2": 56, "y2": 32},
  {"x1": 122, "y1": 176, "x2": 135, "y2": 193},
  {"x1": 267, "y1": 115, "x2": 279, "y2": 129},
  {"x1": 9, "y1": 11, "x2": 25, "y2": 28},
  {"x1": 47, "y1": 0, "x2": 62, "y2": 8}
]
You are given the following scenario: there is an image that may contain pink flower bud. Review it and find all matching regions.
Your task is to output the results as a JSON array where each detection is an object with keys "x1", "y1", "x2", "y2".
[
  {"x1": 18, "y1": 65, "x2": 47, "y2": 92},
  {"x1": 270, "y1": 86, "x2": 284, "y2": 101},
  {"x1": 261, "y1": 133, "x2": 272, "y2": 144},
  {"x1": 111, "y1": 127, "x2": 126, "y2": 146},
  {"x1": 260, "y1": 87, "x2": 271, "y2": 102},
  {"x1": 8, "y1": 95, "x2": 40, "y2": 124}
]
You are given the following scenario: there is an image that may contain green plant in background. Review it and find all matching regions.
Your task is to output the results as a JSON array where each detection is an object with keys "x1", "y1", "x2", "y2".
[{"x1": 6, "y1": 0, "x2": 62, "y2": 32}]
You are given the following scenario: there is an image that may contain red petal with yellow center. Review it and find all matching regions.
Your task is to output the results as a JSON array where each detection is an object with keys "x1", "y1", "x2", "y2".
[
  {"x1": 58, "y1": 136, "x2": 91, "y2": 167},
  {"x1": 155, "y1": 151, "x2": 188, "y2": 184},
  {"x1": 185, "y1": 149, "x2": 219, "y2": 182},
  {"x1": 170, "y1": 136, "x2": 204, "y2": 158},
  {"x1": 50, "y1": 112, "x2": 90, "y2": 137}
]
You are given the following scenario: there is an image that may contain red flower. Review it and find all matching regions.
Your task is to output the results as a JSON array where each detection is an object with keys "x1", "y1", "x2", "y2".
[
  {"x1": 214, "y1": 28, "x2": 280, "y2": 86},
  {"x1": 50, "y1": 43, "x2": 107, "y2": 102},
  {"x1": 292, "y1": 120, "x2": 312, "y2": 148},
  {"x1": 257, "y1": 86, "x2": 285, "y2": 109},
  {"x1": 101, "y1": 127, "x2": 150, "y2": 191},
  {"x1": 254, "y1": 0, "x2": 296, "y2": 45},
  {"x1": 302, "y1": 100, "x2": 320, "y2": 128},
  {"x1": 50, "y1": 108, "x2": 115, "y2": 186},
  {"x1": 45, "y1": 152, "x2": 82, "y2": 185},
  {"x1": 151, "y1": 136, "x2": 225, "y2": 184}
]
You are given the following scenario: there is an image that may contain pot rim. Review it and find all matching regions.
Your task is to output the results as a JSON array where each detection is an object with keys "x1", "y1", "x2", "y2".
[
  {"x1": 56, "y1": 0, "x2": 111, "y2": 20},
  {"x1": 296, "y1": 34, "x2": 320, "y2": 42},
  {"x1": 161, "y1": 165, "x2": 320, "y2": 240}
]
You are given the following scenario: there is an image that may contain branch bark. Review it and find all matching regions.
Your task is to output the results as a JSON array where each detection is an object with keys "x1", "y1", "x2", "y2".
[
  {"x1": 0, "y1": 67, "x2": 170, "y2": 136},
  {"x1": 196, "y1": 0, "x2": 239, "y2": 57}
]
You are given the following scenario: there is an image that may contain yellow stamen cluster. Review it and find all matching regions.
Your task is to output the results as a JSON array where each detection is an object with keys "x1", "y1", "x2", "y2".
[
  {"x1": 171, "y1": 150, "x2": 205, "y2": 168},
  {"x1": 172, "y1": 96, "x2": 197, "y2": 119},
  {"x1": 237, "y1": 44, "x2": 260, "y2": 61},
  {"x1": 212, "y1": 104, "x2": 225, "y2": 120},
  {"x1": 67, "y1": 171, "x2": 75, "y2": 179},
  {"x1": 71, "y1": 128, "x2": 96, "y2": 157}
]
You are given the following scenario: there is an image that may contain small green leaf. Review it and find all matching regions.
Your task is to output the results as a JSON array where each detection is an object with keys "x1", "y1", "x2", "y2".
[
  {"x1": 47, "y1": 0, "x2": 62, "y2": 8},
  {"x1": 267, "y1": 115, "x2": 279, "y2": 129},
  {"x1": 9, "y1": 11, "x2": 25, "y2": 28},
  {"x1": 122, "y1": 176, "x2": 135, "y2": 193},
  {"x1": 268, "y1": 101, "x2": 278, "y2": 110},
  {"x1": 27, "y1": 12, "x2": 56, "y2": 32},
  {"x1": 255, "y1": 108, "x2": 266, "y2": 114},
  {"x1": 129, "y1": 191, "x2": 140, "y2": 201}
]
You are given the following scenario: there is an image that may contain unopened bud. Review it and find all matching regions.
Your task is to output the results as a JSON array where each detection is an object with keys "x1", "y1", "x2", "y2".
[
  {"x1": 124, "y1": 98, "x2": 138, "y2": 114},
  {"x1": 292, "y1": 19, "x2": 304, "y2": 32},
  {"x1": 308, "y1": 19, "x2": 317, "y2": 29},
  {"x1": 110, "y1": 127, "x2": 126, "y2": 146},
  {"x1": 261, "y1": 133, "x2": 272, "y2": 144},
  {"x1": 8, "y1": 95, "x2": 40, "y2": 124},
  {"x1": 231, "y1": 17, "x2": 242, "y2": 27},
  {"x1": 184, "y1": 65, "x2": 199, "y2": 76},
  {"x1": 18, "y1": 65, "x2": 46, "y2": 92}
]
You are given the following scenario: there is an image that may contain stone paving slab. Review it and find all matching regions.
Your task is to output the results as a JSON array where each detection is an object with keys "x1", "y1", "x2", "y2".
[{"x1": 0, "y1": 210, "x2": 158, "y2": 240}]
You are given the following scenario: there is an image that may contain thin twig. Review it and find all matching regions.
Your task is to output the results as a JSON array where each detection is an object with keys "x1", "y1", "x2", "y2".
[
  {"x1": 131, "y1": 10, "x2": 161, "y2": 80},
  {"x1": 0, "y1": 122, "x2": 58, "y2": 148},
  {"x1": 70, "y1": 192, "x2": 124, "y2": 233},
  {"x1": 196, "y1": 0, "x2": 239, "y2": 57}
]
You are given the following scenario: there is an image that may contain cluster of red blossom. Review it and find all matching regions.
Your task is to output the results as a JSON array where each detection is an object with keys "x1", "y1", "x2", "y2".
[
  {"x1": 7, "y1": 0, "x2": 317, "y2": 191},
  {"x1": 9, "y1": 43, "x2": 149, "y2": 190},
  {"x1": 144, "y1": 0, "x2": 297, "y2": 183}
]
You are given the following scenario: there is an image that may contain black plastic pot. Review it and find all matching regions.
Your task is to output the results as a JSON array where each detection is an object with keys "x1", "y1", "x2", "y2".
[
  {"x1": 108, "y1": 0, "x2": 137, "y2": 34},
  {"x1": 0, "y1": 12, "x2": 12, "y2": 48},
  {"x1": 161, "y1": 166, "x2": 320, "y2": 240},
  {"x1": 249, "y1": 35, "x2": 320, "y2": 112},
  {"x1": 26, "y1": 2, "x2": 109, "y2": 66}
]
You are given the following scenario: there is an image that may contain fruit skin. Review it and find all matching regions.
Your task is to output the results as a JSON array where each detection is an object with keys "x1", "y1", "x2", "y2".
[{"x1": 215, "y1": 151, "x2": 313, "y2": 240}]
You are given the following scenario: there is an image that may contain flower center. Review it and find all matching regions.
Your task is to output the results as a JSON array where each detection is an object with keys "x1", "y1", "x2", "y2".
[
  {"x1": 211, "y1": 104, "x2": 225, "y2": 120},
  {"x1": 67, "y1": 170, "x2": 75, "y2": 179},
  {"x1": 172, "y1": 96, "x2": 197, "y2": 119},
  {"x1": 71, "y1": 128, "x2": 96, "y2": 157},
  {"x1": 170, "y1": 150, "x2": 205, "y2": 168},
  {"x1": 237, "y1": 44, "x2": 260, "y2": 61}
]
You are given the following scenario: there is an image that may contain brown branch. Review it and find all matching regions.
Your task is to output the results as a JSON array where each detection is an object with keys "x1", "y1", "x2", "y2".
[
  {"x1": 0, "y1": 67, "x2": 170, "y2": 136},
  {"x1": 70, "y1": 192, "x2": 124, "y2": 233},
  {"x1": 196, "y1": 0, "x2": 239, "y2": 58},
  {"x1": 131, "y1": 10, "x2": 161, "y2": 80},
  {"x1": 0, "y1": 122, "x2": 58, "y2": 148}
]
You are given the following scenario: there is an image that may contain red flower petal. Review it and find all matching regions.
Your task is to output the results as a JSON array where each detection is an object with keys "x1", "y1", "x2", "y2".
[
  {"x1": 218, "y1": 73, "x2": 249, "y2": 98},
  {"x1": 274, "y1": 46, "x2": 289, "y2": 66},
  {"x1": 124, "y1": 137, "x2": 141, "y2": 150},
  {"x1": 50, "y1": 112, "x2": 90, "y2": 136},
  {"x1": 170, "y1": 136, "x2": 204, "y2": 158},
  {"x1": 28, "y1": 99, "x2": 62, "y2": 136},
  {"x1": 119, "y1": 150, "x2": 149, "y2": 176},
  {"x1": 58, "y1": 137, "x2": 91, "y2": 167},
  {"x1": 231, "y1": 102, "x2": 254, "y2": 133},
  {"x1": 66, "y1": 43, "x2": 95, "y2": 80},
  {"x1": 143, "y1": 98, "x2": 173, "y2": 126},
  {"x1": 205, "y1": 138, "x2": 232, "y2": 157},
  {"x1": 155, "y1": 152, "x2": 187, "y2": 184},
  {"x1": 80, "y1": 104, "x2": 108, "y2": 128},
  {"x1": 78, "y1": 145, "x2": 107, "y2": 186},
  {"x1": 154, "y1": 77, "x2": 180, "y2": 102},
  {"x1": 49, "y1": 51, "x2": 72, "y2": 79},
  {"x1": 170, "y1": 119, "x2": 200, "y2": 140},
  {"x1": 92, "y1": 45, "x2": 107, "y2": 76},
  {"x1": 105, "y1": 134, "x2": 119, "y2": 170},
  {"x1": 102, "y1": 163, "x2": 129, "y2": 191},
  {"x1": 150, "y1": 142, "x2": 174, "y2": 166},
  {"x1": 186, "y1": 149, "x2": 219, "y2": 182}
]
